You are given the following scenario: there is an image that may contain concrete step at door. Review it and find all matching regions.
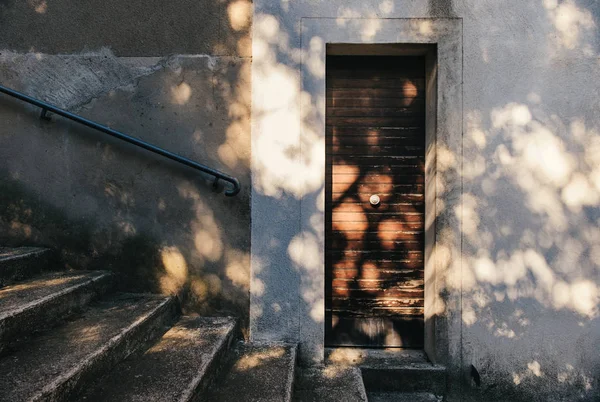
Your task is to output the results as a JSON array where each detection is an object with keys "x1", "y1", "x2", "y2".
[
  {"x1": 81, "y1": 316, "x2": 238, "y2": 402},
  {"x1": 293, "y1": 366, "x2": 368, "y2": 402},
  {"x1": 360, "y1": 363, "x2": 446, "y2": 395},
  {"x1": 0, "y1": 293, "x2": 178, "y2": 402},
  {"x1": 325, "y1": 348, "x2": 446, "y2": 397},
  {"x1": 0, "y1": 270, "x2": 114, "y2": 354},
  {"x1": 0, "y1": 247, "x2": 56, "y2": 286},
  {"x1": 206, "y1": 342, "x2": 298, "y2": 402},
  {"x1": 367, "y1": 392, "x2": 443, "y2": 402}
]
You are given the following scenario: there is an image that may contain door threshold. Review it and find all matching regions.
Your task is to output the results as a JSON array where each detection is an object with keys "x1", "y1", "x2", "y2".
[{"x1": 325, "y1": 347, "x2": 432, "y2": 368}]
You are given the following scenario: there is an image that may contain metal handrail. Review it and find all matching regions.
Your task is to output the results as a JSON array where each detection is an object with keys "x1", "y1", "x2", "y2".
[{"x1": 0, "y1": 84, "x2": 241, "y2": 196}]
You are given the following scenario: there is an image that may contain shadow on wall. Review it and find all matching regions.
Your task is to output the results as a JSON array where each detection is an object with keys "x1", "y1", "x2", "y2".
[
  {"x1": 0, "y1": 0, "x2": 253, "y2": 334},
  {"x1": 250, "y1": 0, "x2": 600, "y2": 400}
]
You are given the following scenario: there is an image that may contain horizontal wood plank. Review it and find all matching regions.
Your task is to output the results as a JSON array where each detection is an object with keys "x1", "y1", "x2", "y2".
[
  {"x1": 327, "y1": 107, "x2": 425, "y2": 118},
  {"x1": 327, "y1": 97, "x2": 425, "y2": 108},
  {"x1": 327, "y1": 77, "x2": 424, "y2": 88},
  {"x1": 327, "y1": 88, "x2": 422, "y2": 99}
]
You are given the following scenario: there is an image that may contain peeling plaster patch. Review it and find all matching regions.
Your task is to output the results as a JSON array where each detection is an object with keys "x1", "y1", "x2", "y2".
[{"x1": 0, "y1": 48, "x2": 163, "y2": 110}]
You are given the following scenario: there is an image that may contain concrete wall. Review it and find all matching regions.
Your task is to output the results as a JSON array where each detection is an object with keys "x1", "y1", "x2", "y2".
[
  {"x1": 0, "y1": 1, "x2": 253, "y2": 333},
  {"x1": 251, "y1": 0, "x2": 600, "y2": 400}
]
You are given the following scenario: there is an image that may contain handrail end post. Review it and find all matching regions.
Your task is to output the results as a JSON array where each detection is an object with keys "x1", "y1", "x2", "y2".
[{"x1": 224, "y1": 178, "x2": 241, "y2": 197}]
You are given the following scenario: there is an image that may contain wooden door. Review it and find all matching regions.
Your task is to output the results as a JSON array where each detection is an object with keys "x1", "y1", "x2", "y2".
[{"x1": 325, "y1": 55, "x2": 425, "y2": 348}]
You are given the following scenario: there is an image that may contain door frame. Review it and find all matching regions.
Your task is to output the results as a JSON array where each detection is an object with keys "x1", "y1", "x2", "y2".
[{"x1": 299, "y1": 18, "x2": 463, "y2": 366}]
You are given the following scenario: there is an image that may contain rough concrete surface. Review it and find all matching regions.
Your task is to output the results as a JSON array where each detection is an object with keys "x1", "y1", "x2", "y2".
[
  {"x1": 293, "y1": 366, "x2": 367, "y2": 402},
  {"x1": 0, "y1": 50, "x2": 252, "y2": 333},
  {"x1": 367, "y1": 392, "x2": 442, "y2": 402},
  {"x1": 207, "y1": 342, "x2": 297, "y2": 402},
  {"x1": 0, "y1": 293, "x2": 178, "y2": 402},
  {"x1": 0, "y1": 246, "x2": 54, "y2": 285},
  {"x1": 0, "y1": 0, "x2": 252, "y2": 57},
  {"x1": 0, "y1": 270, "x2": 113, "y2": 352},
  {"x1": 324, "y1": 347, "x2": 445, "y2": 395},
  {"x1": 251, "y1": 0, "x2": 600, "y2": 400},
  {"x1": 82, "y1": 316, "x2": 237, "y2": 401}
]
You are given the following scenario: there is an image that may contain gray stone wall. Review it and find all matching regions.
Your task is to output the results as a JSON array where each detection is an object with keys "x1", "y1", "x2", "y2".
[
  {"x1": 0, "y1": 1, "x2": 252, "y2": 334},
  {"x1": 251, "y1": 0, "x2": 600, "y2": 400}
]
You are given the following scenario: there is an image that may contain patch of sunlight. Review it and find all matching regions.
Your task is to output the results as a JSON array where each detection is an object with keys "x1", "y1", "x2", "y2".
[
  {"x1": 419, "y1": 20, "x2": 434, "y2": 36},
  {"x1": 159, "y1": 246, "x2": 188, "y2": 295},
  {"x1": 307, "y1": 37, "x2": 325, "y2": 79},
  {"x1": 190, "y1": 274, "x2": 222, "y2": 302},
  {"x1": 9, "y1": 221, "x2": 32, "y2": 238},
  {"x1": 463, "y1": 154, "x2": 486, "y2": 180},
  {"x1": 117, "y1": 220, "x2": 136, "y2": 236},
  {"x1": 570, "y1": 280, "x2": 599, "y2": 317},
  {"x1": 178, "y1": 183, "x2": 225, "y2": 264},
  {"x1": 360, "y1": 19, "x2": 383, "y2": 41},
  {"x1": 331, "y1": 164, "x2": 360, "y2": 201},
  {"x1": 466, "y1": 111, "x2": 487, "y2": 150},
  {"x1": 288, "y1": 231, "x2": 325, "y2": 323},
  {"x1": 170, "y1": 82, "x2": 192, "y2": 105},
  {"x1": 527, "y1": 361, "x2": 543, "y2": 377},
  {"x1": 194, "y1": 230, "x2": 223, "y2": 262},
  {"x1": 0, "y1": 276, "x2": 76, "y2": 298},
  {"x1": 253, "y1": 50, "x2": 325, "y2": 198},
  {"x1": 27, "y1": 0, "x2": 47, "y2": 13},
  {"x1": 462, "y1": 306, "x2": 477, "y2": 326},
  {"x1": 456, "y1": 193, "x2": 480, "y2": 238},
  {"x1": 517, "y1": 123, "x2": 573, "y2": 187},
  {"x1": 497, "y1": 251, "x2": 527, "y2": 286},
  {"x1": 288, "y1": 232, "x2": 320, "y2": 273},
  {"x1": 474, "y1": 256, "x2": 498, "y2": 285},
  {"x1": 494, "y1": 323, "x2": 516, "y2": 339},
  {"x1": 378, "y1": 0, "x2": 394, "y2": 15},
  {"x1": 310, "y1": 211, "x2": 325, "y2": 240},
  {"x1": 524, "y1": 249, "x2": 555, "y2": 292},
  {"x1": 327, "y1": 348, "x2": 365, "y2": 366},
  {"x1": 552, "y1": 281, "x2": 571, "y2": 309},
  {"x1": 562, "y1": 173, "x2": 599, "y2": 212},
  {"x1": 333, "y1": 203, "x2": 368, "y2": 232},
  {"x1": 513, "y1": 373, "x2": 522, "y2": 385},
  {"x1": 225, "y1": 250, "x2": 250, "y2": 290},
  {"x1": 492, "y1": 103, "x2": 531, "y2": 128},
  {"x1": 251, "y1": 277, "x2": 265, "y2": 297},
  {"x1": 437, "y1": 145, "x2": 457, "y2": 173},
  {"x1": 544, "y1": 0, "x2": 596, "y2": 55},
  {"x1": 78, "y1": 324, "x2": 101, "y2": 343},
  {"x1": 322, "y1": 365, "x2": 346, "y2": 379},
  {"x1": 235, "y1": 347, "x2": 286, "y2": 371},
  {"x1": 309, "y1": 298, "x2": 325, "y2": 322},
  {"x1": 336, "y1": 7, "x2": 361, "y2": 26},
  {"x1": 227, "y1": 0, "x2": 252, "y2": 32}
]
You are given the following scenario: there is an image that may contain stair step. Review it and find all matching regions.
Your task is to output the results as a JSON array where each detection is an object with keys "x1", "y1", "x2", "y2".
[
  {"x1": 367, "y1": 392, "x2": 443, "y2": 402},
  {"x1": 294, "y1": 366, "x2": 368, "y2": 402},
  {"x1": 0, "y1": 270, "x2": 113, "y2": 353},
  {"x1": 326, "y1": 348, "x2": 446, "y2": 395},
  {"x1": 0, "y1": 247, "x2": 55, "y2": 286},
  {"x1": 82, "y1": 316, "x2": 237, "y2": 401},
  {"x1": 361, "y1": 364, "x2": 446, "y2": 394},
  {"x1": 208, "y1": 343, "x2": 297, "y2": 402},
  {"x1": 0, "y1": 293, "x2": 178, "y2": 402}
]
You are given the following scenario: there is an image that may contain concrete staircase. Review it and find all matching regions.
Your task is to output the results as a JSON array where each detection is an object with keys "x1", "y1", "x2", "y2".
[
  {"x1": 0, "y1": 246, "x2": 447, "y2": 401},
  {"x1": 0, "y1": 247, "x2": 298, "y2": 401}
]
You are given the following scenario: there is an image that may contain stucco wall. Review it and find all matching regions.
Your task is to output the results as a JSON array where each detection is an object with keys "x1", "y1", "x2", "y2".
[
  {"x1": 251, "y1": 0, "x2": 600, "y2": 400},
  {"x1": 0, "y1": 1, "x2": 253, "y2": 333}
]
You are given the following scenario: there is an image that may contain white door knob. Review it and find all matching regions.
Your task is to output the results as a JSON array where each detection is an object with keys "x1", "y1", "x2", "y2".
[{"x1": 369, "y1": 194, "x2": 380, "y2": 206}]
